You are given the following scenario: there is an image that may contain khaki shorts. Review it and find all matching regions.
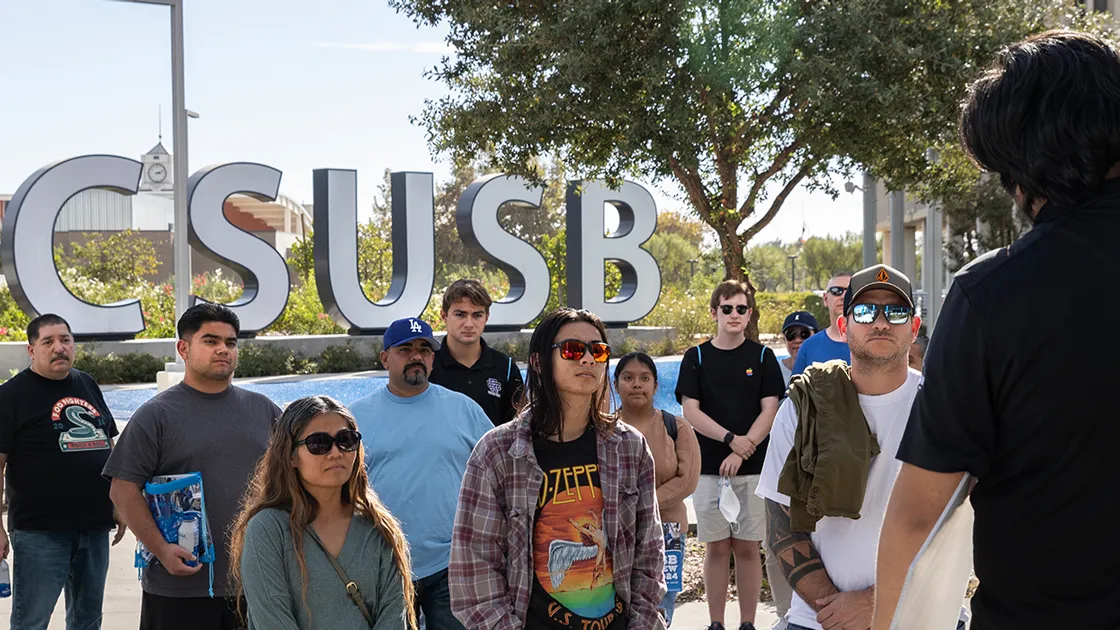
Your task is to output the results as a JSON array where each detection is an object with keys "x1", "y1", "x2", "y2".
[{"x1": 693, "y1": 474, "x2": 766, "y2": 543}]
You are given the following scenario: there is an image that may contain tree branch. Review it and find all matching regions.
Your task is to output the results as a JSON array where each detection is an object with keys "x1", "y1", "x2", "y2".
[
  {"x1": 701, "y1": 88, "x2": 738, "y2": 218},
  {"x1": 739, "y1": 138, "x2": 805, "y2": 218},
  {"x1": 668, "y1": 155, "x2": 715, "y2": 223},
  {"x1": 742, "y1": 161, "x2": 815, "y2": 242},
  {"x1": 739, "y1": 84, "x2": 795, "y2": 151}
]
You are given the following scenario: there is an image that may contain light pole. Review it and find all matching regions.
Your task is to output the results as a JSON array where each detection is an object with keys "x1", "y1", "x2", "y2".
[
  {"x1": 788, "y1": 254, "x2": 798, "y2": 291},
  {"x1": 688, "y1": 258, "x2": 698, "y2": 277},
  {"x1": 113, "y1": 0, "x2": 191, "y2": 365}
]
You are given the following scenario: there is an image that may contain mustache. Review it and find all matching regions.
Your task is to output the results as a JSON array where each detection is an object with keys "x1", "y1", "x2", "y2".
[
  {"x1": 405, "y1": 362, "x2": 427, "y2": 373},
  {"x1": 51, "y1": 354, "x2": 71, "y2": 361}
]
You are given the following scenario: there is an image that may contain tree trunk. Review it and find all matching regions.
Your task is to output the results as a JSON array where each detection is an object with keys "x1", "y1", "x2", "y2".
[{"x1": 717, "y1": 231, "x2": 762, "y2": 342}]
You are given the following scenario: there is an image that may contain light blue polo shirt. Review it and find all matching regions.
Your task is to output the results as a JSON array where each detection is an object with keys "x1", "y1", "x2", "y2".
[
  {"x1": 350, "y1": 383, "x2": 493, "y2": 579},
  {"x1": 790, "y1": 329, "x2": 851, "y2": 376}
]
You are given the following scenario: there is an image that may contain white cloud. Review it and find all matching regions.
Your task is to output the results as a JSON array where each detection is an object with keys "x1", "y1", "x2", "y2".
[{"x1": 312, "y1": 41, "x2": 451, "y2": 54}]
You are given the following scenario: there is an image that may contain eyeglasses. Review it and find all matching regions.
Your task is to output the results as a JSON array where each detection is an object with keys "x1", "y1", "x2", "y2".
[
  {"x1": 784, "y1": 328, "x2": 813, "y2": 341},
  {"x1": 849, "y1": 303, "x2": 913, "y2": 325},
  {"x1": 826, "y1": 286, "x2": 847, "y2": 297},
  {"x1": 719, "y1": 304, "x2": 750, "y2": 315},
  {"x1": 552, "y1": 339, "x2": 612, "y2": 363},
  {"x1": 295, "y1": 429, "x2": 362, "y2": 455}
]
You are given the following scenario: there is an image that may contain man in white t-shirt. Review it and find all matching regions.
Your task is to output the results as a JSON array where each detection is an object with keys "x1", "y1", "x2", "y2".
[{"x1": 756, "y1": 265, "x2": 959, "y2": 630}]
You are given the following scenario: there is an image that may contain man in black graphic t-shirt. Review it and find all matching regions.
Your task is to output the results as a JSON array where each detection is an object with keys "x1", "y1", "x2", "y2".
[
  {"x1": 0, "y1": 314, "x2": 124, "y2": 629},
  {"x1": 527, "y1": 427, "x2": 625, "y2": 629}
]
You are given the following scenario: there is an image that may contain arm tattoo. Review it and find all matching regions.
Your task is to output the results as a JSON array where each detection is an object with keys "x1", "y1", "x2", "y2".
[{"x1": 765, "y1": 499, "x2": 839, "y2": 606}]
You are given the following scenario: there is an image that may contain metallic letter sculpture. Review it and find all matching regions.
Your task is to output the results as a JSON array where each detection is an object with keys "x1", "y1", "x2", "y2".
[
  {"x1": 1, "y1": 156, "x2": 145, "y2": 338},
  {"x1": 456, "y1": 175, "x2": 551, "y2": 330},
  {"x1": 312, "y1": 169, "x2": 435, "y2": 333},
  {"x1": 565, "y1": 180, "x2": 661, "y2": 325},
  {"x1": 186, "y1": 163, "x2": 290, "y2": 335}
]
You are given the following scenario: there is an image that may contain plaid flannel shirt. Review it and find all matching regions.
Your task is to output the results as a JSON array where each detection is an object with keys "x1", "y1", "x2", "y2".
[{"x1": 449, "y1": 414, "x2": 668, "y2": 629}]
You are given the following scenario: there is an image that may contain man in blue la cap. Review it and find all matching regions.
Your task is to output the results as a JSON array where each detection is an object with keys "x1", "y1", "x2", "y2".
[{"x1": 351, "y1": 317, "x2": 493, "y2": 630}]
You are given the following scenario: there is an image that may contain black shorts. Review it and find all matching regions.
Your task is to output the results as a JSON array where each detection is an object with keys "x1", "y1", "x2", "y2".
[{"x1": 140, "y1": 592, "x2": 245, "y2": 630}]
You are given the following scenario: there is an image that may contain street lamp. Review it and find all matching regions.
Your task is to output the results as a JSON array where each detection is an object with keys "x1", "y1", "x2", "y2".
[
  {"x1": 112, "y1": 0, "x2": 192, "y2": 367},
  {"x1": 688, "y1": 258, "x2": 698, "y2": 277},
  {"x1": 788, "y1": 254, "x2": 798, "y2": 291}
]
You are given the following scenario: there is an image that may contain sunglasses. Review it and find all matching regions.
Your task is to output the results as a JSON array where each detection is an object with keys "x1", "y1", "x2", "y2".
[
  {"x1": 295, "y1": 429, "x2": 362, "y2": 455},
  {"x1": 784, "y1": 328, "x2": 813, "y2": 341},
  {"x1": 849, "y1": 303, "x2": 913, "y2": 325},
  {"x1": 826, "y1": 286, "x2": 847, "y2": 296},
  {"x1": 552, "y1": 339, "x2": 612, "y2": 363},
  {"x1": 719, "y1": 304, "x2": 750, "y2": 315}
]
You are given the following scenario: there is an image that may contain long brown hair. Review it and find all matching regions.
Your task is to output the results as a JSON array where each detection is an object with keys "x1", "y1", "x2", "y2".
[
  {"x1": 526, "y1": 308, "x2": 617, "y2": 440},
  {"x1": 229, "y1": 395, "x2": 418, "y2": 629}
]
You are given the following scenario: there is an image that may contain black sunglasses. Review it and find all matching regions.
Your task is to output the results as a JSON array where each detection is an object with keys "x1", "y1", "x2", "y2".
[
  {"x1": 826, "y1": 286, "x2": 847, "y2": 296},
  {"x1": 850, "y1": 303, "x2": 913, "y2": 325},
  {"x1": 719, "y1": 304, "x2": 750, "y2": 315},
  {"x1": 784, "y1": 328, "x2": 813, "y2": 341},
  {"x1": 552, "y1": 339, "x2": 612, "y2": 363},
  {"x1": 295, "y1": 429, "x2": 362, "y2": 455}
]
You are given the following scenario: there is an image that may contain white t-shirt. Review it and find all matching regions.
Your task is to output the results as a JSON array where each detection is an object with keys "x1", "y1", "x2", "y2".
[{"x1": 756, "y1": 369, "x2": 922, "y2": 630}]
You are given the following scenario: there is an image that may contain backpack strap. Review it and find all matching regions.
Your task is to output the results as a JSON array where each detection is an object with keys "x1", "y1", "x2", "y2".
[
  {"x1": 661, "y1": 410, "x2": 678, "y2": 441},
  {"x1": 507, "y1": 357, "x2": 513, "y2": 381},
  {"x1": 697, "y1": 345, "x2": 702, "y2": 366}
]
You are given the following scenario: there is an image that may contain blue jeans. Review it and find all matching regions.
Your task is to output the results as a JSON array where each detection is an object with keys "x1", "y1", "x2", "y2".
[
  {"x1": 659, "y1": 590, "x2": 678, "y2": 626},
  {"x1": 9, "y1": 529, "x2": 110, "y2": 630},
  {"x1": 414, "y1": 568, "x2": 466, "y2": 630}
]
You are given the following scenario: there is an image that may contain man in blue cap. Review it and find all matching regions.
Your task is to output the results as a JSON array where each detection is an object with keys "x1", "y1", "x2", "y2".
[
  {"x1": 351, "y1": 317, "x2": 493, "y2": 630},
  {"x1": 779, "y1": 311, "x2": 820, "y2": 388}
]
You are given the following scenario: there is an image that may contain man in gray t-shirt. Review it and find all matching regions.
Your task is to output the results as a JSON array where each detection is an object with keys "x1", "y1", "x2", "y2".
[{"x1": 103, "y1": 304, "x2": 280, "y2": 630}]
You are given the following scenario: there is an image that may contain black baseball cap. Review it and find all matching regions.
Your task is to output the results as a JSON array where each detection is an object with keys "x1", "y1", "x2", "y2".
[
  {"x1": 843, "y1": 264, "x2": 914, "y2": 315},
  {"x1": 782, "y1": 311, "x2": 820, "y2": 332}
]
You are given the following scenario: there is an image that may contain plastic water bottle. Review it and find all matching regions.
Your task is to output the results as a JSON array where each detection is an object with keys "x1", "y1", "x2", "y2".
[
  {"x1": 0, "y1": 559, "x2": 11, "y2": 598},
  {"x1": 178, "y1": 517, "x2": 199, "y2": 566}
]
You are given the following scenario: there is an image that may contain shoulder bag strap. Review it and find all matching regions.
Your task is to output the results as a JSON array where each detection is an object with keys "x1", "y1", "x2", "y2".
[{"x1": 307, "y1": 526, "x2": 374, "y2": 627}]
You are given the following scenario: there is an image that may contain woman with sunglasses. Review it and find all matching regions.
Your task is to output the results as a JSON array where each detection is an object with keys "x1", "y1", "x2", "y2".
[
  {"x1": 449, "y1": 308, "x2": 667, "y2": 630},
  {"x1": 779, "y1": 312, "x2": 820, "y2": 387},
  {"x1": 230, "y1": 395, "x2": 417, "y2": 629},
  {"x1": 613, "y1": 352, "x2": 700, "y2": 626}
]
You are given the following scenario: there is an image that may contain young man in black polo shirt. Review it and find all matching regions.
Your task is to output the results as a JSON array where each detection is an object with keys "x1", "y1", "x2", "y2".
[
  {"x1": 676, "y1": 280, "x2": 784, "y2": 630},
  {"x1": 0, "y1": 314, "x2": 126, "y2": 629},
  {"x1": 430, "y1": 279, "x2": 524, "y2": 426},
  {"x1": 873, "y1": 31, "x2": 1120, "y2": 629}
]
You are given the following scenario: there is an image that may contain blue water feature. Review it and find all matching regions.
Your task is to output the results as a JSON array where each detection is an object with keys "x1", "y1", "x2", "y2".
[{"x1": 102, "y1": 354, "x2": 787, "y2": 423}]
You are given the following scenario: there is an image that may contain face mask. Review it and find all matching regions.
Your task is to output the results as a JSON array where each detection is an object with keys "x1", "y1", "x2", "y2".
[{"x1": 718, "y1": 477, "x2": 741, "y2": 534}]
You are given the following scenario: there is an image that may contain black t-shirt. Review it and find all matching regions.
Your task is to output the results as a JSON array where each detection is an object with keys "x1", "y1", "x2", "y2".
[
  {"x1": 896, "y1": 185, "x2": 1120, "y2": 628},
  {"x1": 674, "y1": 339, "x2": 784, "y2": 475},
  {"x1": 526, "y1": 429, "x2": 625, "y2": 630},
  {"x1": 0, "y1": 368, "x2": 119, "y2": 531},
  {"x1": 430, "y1": 339, "x2": 524, "y2": 426}
]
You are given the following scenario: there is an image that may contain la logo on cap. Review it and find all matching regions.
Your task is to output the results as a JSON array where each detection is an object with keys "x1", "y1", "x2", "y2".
[
  {"x1": 409, "y1": 319, "x2": 422, "y2": 333},
  {"x1": 876, "y1": 268, "x2": 890, "y2": 283}
]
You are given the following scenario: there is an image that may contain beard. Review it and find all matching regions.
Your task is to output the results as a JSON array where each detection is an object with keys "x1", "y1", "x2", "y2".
[
  {"x1": 403, "y1": 363, "x2": 428, "y2": 386},
  {"x1": 849, "y1": 335, "x2": 909, "y2": 371}
]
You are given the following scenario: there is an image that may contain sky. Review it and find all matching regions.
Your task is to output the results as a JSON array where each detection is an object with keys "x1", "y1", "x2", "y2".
[{"x1": 0, "y1": 0, "x2": 865, "y2": 245}]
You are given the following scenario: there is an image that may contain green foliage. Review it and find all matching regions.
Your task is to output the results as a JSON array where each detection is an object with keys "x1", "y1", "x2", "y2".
[
  {"x1": 55, "y1": 230, "x2": 161, "y2": 284},
  {"x1": 74, "y1": 349, "x2": 169, "y2": 385},
  {"x1": 316, "y1": 343, "x2": 381, "y2": 374},
  {"x1": 235, "y1": 344, "x2": 311, "y2": 378},
  {"x1": 263, "y1": 278, "x2": 346, "y2": 336},
  {"x1": 798, "y1": 235, "x2": 862, "y2": 290},
  {"x1": 755, "y1": 292, "x2": 829, "y2": 337},
  {"x1": 0, "y1": 287, "x2": 31, "y2": 341}
]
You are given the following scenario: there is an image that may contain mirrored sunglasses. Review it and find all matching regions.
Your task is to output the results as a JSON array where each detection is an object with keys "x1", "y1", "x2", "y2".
[
  {"x1": 850, "y1": 303, "x2": 913, "y2": 325},
  {"x1": 552, "y1": 339, "x2": 611, "y2": 363}
]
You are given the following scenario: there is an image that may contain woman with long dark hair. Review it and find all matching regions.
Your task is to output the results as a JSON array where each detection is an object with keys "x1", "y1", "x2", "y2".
[
  {"x1": 229, "y1": 395, "x2": 417, "y2": 629},
  {"x1": 448, "y1": 308, "x2": 667, "y2": 629}
]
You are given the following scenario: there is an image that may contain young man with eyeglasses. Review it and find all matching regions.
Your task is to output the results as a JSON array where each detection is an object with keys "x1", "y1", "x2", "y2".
[
  {"x1": 791, "y1": 273, "x2": 852, "y2": 377},
  {"x1": 756, "y1": 265, "x2": 968, "y2": 630},
  {"x1": 351, "y1": 317, "x2": 493, "y2": 630},
  {"x1": 676, "y1": 280, "x2": 784, "y2": 630},
  {"x1": 104, "y1": 304, "x2": 282, "y2": 630},
  {"x1": 779, "y1": 311, "x2": 820, "y2": 387}
]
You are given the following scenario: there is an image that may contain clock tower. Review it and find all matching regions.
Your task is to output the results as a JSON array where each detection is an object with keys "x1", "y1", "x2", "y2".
[{"x1": 139, "y1": 140, "x2": 173, "y2": 196}]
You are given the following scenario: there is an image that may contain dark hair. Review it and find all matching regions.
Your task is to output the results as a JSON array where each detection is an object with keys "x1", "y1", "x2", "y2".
[
  {"x1": 526, "y1": 308, "x2": 615, "y2": 440},
  {"x1": 709, "y1": 279, "x2": 754, "y2": 310},
  {"x1": 913, "y1": 333, "x2": 930, "y2": 358},
  {"x1": 27, "y1": 314, "x2": 71, "y2": 344},
  {"x1": 613, "y1": 352, "x2": 658, "y2": 384},
  {"x1": 961, "y1": 30, "x2": 1120, "y2": 210},
  {"x1": 441, "y1": 279, "x2": 492, "y2": 313},
  {"x1": 177, "y1": 303, "x2": 240, "y2": 339}
]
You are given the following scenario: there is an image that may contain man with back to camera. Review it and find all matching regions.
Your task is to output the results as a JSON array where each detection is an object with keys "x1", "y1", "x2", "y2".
[
  {"x1": 351, "y1": 317, "x2": 493, "y2": 630},
  {"x1": 0, "y1": 314, "x2": 126, "y2": 630},
  {"x1": 791, "y1": 273, "x2": 852, "y2": 376},
  {"x1": 873, "y1": 30, "x2": 1120, "y2": 629},
  {"x1": 430, "y1": 279, "x2": 525, "y2": 426},
  {"x1": 104, "y1": 304, "x2": 281, "y2": 630}
]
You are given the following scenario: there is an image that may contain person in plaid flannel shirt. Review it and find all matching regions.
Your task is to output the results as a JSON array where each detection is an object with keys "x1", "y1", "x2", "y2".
[{"x1": 448, "y1": 308, "x2": 668, "y2": 629}]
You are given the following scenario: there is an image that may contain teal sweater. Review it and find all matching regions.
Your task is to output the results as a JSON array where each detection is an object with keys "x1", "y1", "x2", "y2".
[{"x1": 240, "y1": 508, "x2": 409, "y2": 629}]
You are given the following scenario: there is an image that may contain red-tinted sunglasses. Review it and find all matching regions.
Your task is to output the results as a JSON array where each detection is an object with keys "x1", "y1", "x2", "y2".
[{"x1": 552, "y1": 339, "x2": 612, "y2": 363}]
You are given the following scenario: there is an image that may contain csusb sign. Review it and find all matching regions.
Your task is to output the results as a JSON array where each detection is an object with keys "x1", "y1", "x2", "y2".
[{"x1": 1, "y1": 156, "x2": 662, "y2": 340}]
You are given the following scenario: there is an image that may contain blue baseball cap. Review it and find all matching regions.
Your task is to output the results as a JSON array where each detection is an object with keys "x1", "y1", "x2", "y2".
[
  {"x1": 382, "y1": 317, "x2": 441, "y2": 351},
  {"x1": 782, "y1": 311, "x2": 820, "y2": 332}
]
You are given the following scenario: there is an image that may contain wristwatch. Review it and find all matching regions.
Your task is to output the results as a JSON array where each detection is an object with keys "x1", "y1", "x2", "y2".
[{"x1": 723, "y1": 431, "x2": 734, "y2": 445}]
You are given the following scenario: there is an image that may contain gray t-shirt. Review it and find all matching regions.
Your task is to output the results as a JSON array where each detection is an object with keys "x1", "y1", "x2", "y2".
[
  {"x1": 102, "y1": 382, "x2": 281, "y2": 598},
  {"x1": 240, "y1": 508, "x2": 408, "y2": 629}
]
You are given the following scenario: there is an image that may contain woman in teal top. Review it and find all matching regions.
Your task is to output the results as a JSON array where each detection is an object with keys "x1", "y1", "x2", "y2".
[{"x1": 229, "y1": 395, "x2": 417, "y2": 629}]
